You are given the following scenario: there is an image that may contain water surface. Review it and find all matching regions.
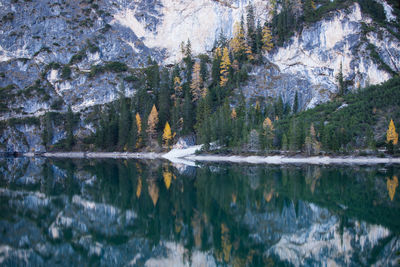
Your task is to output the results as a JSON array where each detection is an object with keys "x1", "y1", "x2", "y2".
[{"x1": 0, "y1": 157, "x2": 399, "y2": 266}]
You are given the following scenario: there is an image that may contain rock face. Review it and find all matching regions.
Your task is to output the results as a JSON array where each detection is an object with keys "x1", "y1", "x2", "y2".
[
  {"x1": 245, "y1": 3, "x2": 400, "y2": 109},
  {"x1": 0, "y1": 0, "x2": 399, "y2": 151}
]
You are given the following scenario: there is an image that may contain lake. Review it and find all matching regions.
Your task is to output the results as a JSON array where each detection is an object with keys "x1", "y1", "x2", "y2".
[{"x1": 0, "y1": 157, "x2": 399, "y2": 266}]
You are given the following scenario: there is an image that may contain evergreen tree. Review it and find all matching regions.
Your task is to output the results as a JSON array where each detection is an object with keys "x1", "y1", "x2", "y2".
[
  {"x1": 288, "y1": 118, "x2": 298, "y2": 151},
  {"x1": 183, "y1": 91, "x2": 194, "y2": 134},
  {"x1": 106, "y1": 104, "x2": 119, "y2": 148},
  {"x1": 336, "y1": 62, "x2": 345, "y2": 96},
  {"x1": 293, "y1": 91, "x2": 299, "y2": 113},
  {"x1": 211, "y1": 47, "x2": 222, "y2": 86},
  {"x1": 184, "y1": 40, "x2": 194, "y2": 83},
  {"x1": 366, "y1": 126, "x2": 376, "y2": 150},
  {"x1": 42, "y1": 112, "x2": 53, "y2": 149},
  {"x1": 255, "y1": 20, "x2": 263, "y2": 54},
  {"x1": 199, "y1": 55, "x2": 209, "y2": 83},
  {"x1": 246, "y1": 4, "x2": 256, "y2": 52},
  {"x1": 145, "y1": 57, "x2": 160, "y2": 92},
  {"x1": 158, "y1": 68, "x2": 171, "y2": 129},
  {"x1": 304, "y1": 0, "x2": 316, "y2": 23},
  {"x1": 118, "y1": 89, "x2": 130, "y2": 149},
  {"x1": 275, "y1": 96, "x2": 284, "y2": 119},
  {"x1": 281, "y1": 133, "x2": 288, "y2": 150}
]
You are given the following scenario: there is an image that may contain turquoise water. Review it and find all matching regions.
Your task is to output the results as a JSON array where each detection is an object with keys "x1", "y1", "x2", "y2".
[{"x1": 0, "y1": 157, "x2": 399, "y2": 266}]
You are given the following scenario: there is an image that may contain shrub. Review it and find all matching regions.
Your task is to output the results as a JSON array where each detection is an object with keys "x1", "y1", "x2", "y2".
[{"x1": 61, "y1": 65, "x2": 72, "y2": 79}]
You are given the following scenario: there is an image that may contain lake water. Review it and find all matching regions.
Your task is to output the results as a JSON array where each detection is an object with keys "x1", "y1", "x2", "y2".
[{"x1": 0, "y1": 157, "x2": 399, "y2": 266}]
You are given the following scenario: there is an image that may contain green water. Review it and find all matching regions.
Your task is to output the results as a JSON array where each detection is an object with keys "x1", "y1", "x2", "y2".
[{"x1": 0, "y1": 157, "x2": 399, "y2": 266}]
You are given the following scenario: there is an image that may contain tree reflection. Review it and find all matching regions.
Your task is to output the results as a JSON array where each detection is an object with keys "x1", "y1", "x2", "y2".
[{"x1": 387, "y1": 175, "x2": 398, "y2": 201}]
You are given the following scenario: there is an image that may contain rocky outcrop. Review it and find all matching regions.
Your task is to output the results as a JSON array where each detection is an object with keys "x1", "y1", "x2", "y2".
[{"x1": 245, "y1": 3, "x2": 400, "y2": 109}]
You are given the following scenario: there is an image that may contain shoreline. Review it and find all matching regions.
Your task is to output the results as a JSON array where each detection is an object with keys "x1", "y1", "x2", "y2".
[{"x1": 12, "y1": 149, "x2": 400, "y2": 165}]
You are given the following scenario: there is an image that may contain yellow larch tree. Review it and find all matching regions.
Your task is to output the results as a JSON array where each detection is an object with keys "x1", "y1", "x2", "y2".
[
  {"x1": 220, "y1": 47, "x2": 231, "y2": 87},
  {"x1": 163, "y1": 170, "x2": 172, "y2": 190},
  {"x1": 387, "y1": 175, "x2": 398, "y2": 201},
  {"x1": 162, "y1": 121, "x2": 175, "y2": 148},
  {"x1": 148, "y1": 179, "x2": 159, "y2": 206},
  {"x1": 230, "y1": 22, "x2": 246, "y2": 54},
  {"x1": 245, "y1": 42, "x2": 254, "y2": 61},
  {"x1": 387, "y1": 119, "x2": 398, "y2": 145},
  {"x1": 262, "y1": 25, "x2": 274, "y2": 52},
  {"x1": 147, "y1": 105, "x2": 159, "y2": 139},
  {"x1": 172, "y1": 76, "x2": 182, "y2": 106},
  {"x1": 135, "y1": 113, "x2": 142, "y2": 148},
  {"x1": 263, "y1": 117, "x2": 274, "y2": 130},
  {"x1": 262, "y1": 117, "x2": 275, "y2": 150},
  {"x1": 190, "y1": 62, "x2": 203, "y2": 102},
  {"x1": 136, "y1": 177, "x2": 142, "y2": 198},
  {"x1": 231, "y1": 108, "x2": 237, "y2": 119}
]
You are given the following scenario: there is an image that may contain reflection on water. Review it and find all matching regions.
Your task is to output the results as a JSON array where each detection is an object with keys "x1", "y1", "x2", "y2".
[{"x1": 0, "y1": 157, "x2": 400, "y2": 266}]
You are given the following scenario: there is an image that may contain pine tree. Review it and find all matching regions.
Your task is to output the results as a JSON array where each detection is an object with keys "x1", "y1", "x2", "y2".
[
  {"x1": 387, "y1": 119, "x2": 398, "y2": 145},
  {"x1": 190, "y1": 62, "x2": 204, "y2": 102},
  {"x1": 366, "y1": 126, "x2": 376, "y2": 150},
  {"x1": 199, "y1": 55, "x2": 209, "y2": 83},
  {"x1": 281, "y1": 133, "x2": 288, "y2": 150},
  {"x1": 158, "y1": 68, "x2": 171, "y2": 129},
  {"x1": 118, "y1": 89, "x2": 130, "y2": 149},
  {"x1": 304, "y1": 0, "x2": 316, "y2": 23},
  {"x1": 246, "y1": 4, "x2": 256, "y2": 52},
  {"x1": 275, "y1": 96, "x2": 284, "y2": 119},
  {"x1": 42, "y1": 112, "x2": 53, "y2": 149},
  {"x1": 147, "y1": 105, "x2": 159, "y2": 140},
  {"x1": 255, "y1": 20, "x2": 263, "y2": 54},
  {"x1": 184, "y1": 40, "x2": 194, "y2": 83},
  {"x1": 262, "y1": 25, "x2": 274, "y2": 52},
  {"x1": 162, "y1": 121, "x2": 174, "y2": 148},
  {"x1": 336, "y1": 62, "x2": 345, "y2": 96},
  {"x1": 220, "y1": 47, "x2": 231, "y2": 87},
  {"x1": 293, "y1": 91, "x2": 299, "y2": 113},
  {"x1": 288, "y1": 118, "x2": 298, "y2": 151},
  {"x1": 183, "y1": 91, "x2": 194, "y2": 134},
  {"x1": 212, "y1": 48, "x2": 222, "y2": 86}
]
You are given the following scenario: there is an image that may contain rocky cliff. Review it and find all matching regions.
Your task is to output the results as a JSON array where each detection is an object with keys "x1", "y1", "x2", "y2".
[{"x1": 0, "y1": 0, "x2": 399, "y2": 152}]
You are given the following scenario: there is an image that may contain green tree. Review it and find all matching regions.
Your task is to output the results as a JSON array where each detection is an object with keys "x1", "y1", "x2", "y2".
[
  {"x1": 293, "y1": 91, "x2": 299, "y2": 114},
  {"x1": 158, "y1": 68, "x2": 171, "y2": 129},
  {"x1": 118, "y1": 88, "x2": 130, "y2": 149},
  {"x1": 183, "y1": 91, "x2": 194, "y2": 134},
  {"x1": 336, "y1": 62, "x2": 345, "y2": 96},
  {"x1": 42, "y1": 112, "x2": 53, "y2": 149}
]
